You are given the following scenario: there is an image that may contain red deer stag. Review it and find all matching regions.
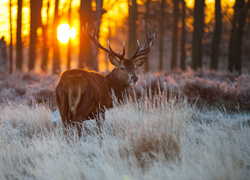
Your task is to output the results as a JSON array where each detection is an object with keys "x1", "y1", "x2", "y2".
[{"x1": 56, "y1": 22, "x2": 157, "y2": 135}]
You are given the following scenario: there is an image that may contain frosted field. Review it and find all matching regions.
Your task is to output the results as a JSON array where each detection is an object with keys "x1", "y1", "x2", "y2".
[
  {"x1": 0, "y1": 70, "x2": 249, "y2": 179},
  {"x1": 0, "y1": 95, "x2": 249, "y2": 180}
]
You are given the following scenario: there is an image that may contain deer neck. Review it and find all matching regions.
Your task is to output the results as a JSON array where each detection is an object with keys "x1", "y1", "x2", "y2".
[{"x1": 107, "y1": 69, "x2": 131, "y2": 100}]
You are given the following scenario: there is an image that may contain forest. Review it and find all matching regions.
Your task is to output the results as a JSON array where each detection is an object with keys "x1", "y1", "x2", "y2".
[
  {"x1": 0, "y1": 0, "x2": 249, "y2": 74},
  {"x1": 0, "y1": 0, "x2": 250, "y2": 179}
]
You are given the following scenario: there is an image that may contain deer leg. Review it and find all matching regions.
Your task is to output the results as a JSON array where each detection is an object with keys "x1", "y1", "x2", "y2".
[
  {"x1": 71, "y1": 84, "x2": 94, "y2": 137},
  {"x1": 56, "y1": 86, "x2": 71, "y2": 128}
]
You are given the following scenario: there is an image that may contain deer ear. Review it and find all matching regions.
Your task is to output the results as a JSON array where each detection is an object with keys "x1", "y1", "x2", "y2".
[
  {"x1": 109, "y1": 55, "x2": 120, "y2": 67},
  {"x1": 134, "y1": 57, "x2": 147, "y2": 67}
]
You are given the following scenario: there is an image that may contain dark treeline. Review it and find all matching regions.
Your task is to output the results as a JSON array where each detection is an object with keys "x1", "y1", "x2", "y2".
[{"x1": 3, "y1": 0, "x2": 250, "y2": 74}]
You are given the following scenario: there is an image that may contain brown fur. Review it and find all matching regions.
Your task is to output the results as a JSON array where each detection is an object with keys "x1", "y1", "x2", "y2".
[{"x1": 56, "y1": 68, "x2": 131, "y2": 135}]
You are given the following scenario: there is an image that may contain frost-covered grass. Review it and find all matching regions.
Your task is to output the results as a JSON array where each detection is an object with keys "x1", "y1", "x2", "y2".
[
  {"x1": 1, "y1": 69, "x2": 250, "y2": 111},
  {"x1": 0, "y1": 93, "x2": 249, "y2": 180},
  {"x1": 0, "y1": 69, "x2": 249, "y2": 179},
  {"x1": 135, "y1": 68, "x2": 250, "y2": 110}
]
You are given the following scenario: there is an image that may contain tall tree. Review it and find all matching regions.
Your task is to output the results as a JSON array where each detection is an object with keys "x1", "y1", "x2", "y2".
[
  {"x1": 234, "y1": 0, "x2": 249, "y2": 73},
  {"x1": 180, "y1": 0, "x2": 186, "y2": 70},
  {"x1": 228, "y1": 0, "x2": 250, "y2": 73},
  {"x1": 228, "y1": 0, "x2": 238, "y2": 72},
  {"x1": 29, "y1": 0, "x2": 43, "y2": 71},
  {"x1": 41, "y1": 2, "x2": 50, "y2": 71},
  {"x1": 210, "y1": 0, "x2": 222, "y2": 70},
  {"x1": 16, "y1": 0, "x2": 23, "y2": 71},
  {"x1": 128, "y1": 0, "x2": 138, "y2": 57},
  {"x1": 53, "y1": 0, "x2": 60, "y2": 73},
  {"x1": 144, "y1": 0, "x2": 150, "y2": 72},
  {"x1": 93, "y1": 0, "x2": 106, "y2": 71},
  {"x1": 95, "y1": 0, "x2": 105, "y2": 38},
  {"x1": 171, "y1": 0, "x2": 179, "y2": 69},
  {"x1": 191, "y1": 0, "x2": 205, "y2": 70},
  {"x1": 79, "y1": 0, "x2": 95, "y2": 69},
  {"x1": 9, "y1": 0, "x2": 13, "y2": 73},
  {"x1": 159, "y1": 0, "x2": 165, "y2": 71},
  {"x1": 67, "y1": 0, "x2": 72, "y2": 69}
]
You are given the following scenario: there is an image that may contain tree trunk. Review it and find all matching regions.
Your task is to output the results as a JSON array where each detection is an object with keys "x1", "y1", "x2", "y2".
[
  {"x1": 180, "y1": 0, "x2": 186, "y2": 70},
  {"x1": 9, "y1": 0, "x2": 13, "y2": 73},
  {"x1": 128, "y1": 0, "x2": 138, "y2": 58},
  {"x1": 210, "y1": 0, "x2": 222, "y2": 70},
  {"x1": 53, "y1": 0, "x2": 60, "y2": 74},
  {"x1": 171, "y1": 0, "x2": 179, "y2": 70},
  {"x1": 67, "y1": 0, "x2": 72, "y2": 70},
  {"x1": 228, "y1": 0, "x2": 238, "y2": 72},
  {"x1": 41, "y1": 2, "x2": 50, "y2": 71},
  {"x1": 159, "y1": 0, "x2": 165, "y2": 71},
  {"x1": 16, "y1": 0, "x2": 23, "y2": 71},
  {"x1": 0, "y1": 37, "x2": 7, "y2": 72},
  {"x1": 234, "y1": 0, "x2": 249, "y2": 73},
  {"x1": 79, "y1": 0, "x2": 95, "y2": 69},
  {"x1": 95, "y1": 0, "x2": 105, "y2": 39},
  {"x1": 191, "y1": 0, "x2": 205, "y2": 70},
  {"x1": 29, "y1": 0, "x2": 42, "y2": 71},
  {"x1": 228, "y1": 0, "x2": 249, "y2": 73},
  {"x1": 94, "y1": 0, "x2": 105, "y2": 71},
  {"x1": 144, "y1": 0, "x2": 150, "y2": 72}
]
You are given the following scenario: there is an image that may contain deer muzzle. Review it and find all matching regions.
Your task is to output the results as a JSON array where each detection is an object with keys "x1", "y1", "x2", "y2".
[
  {"x1": 130, "y1": 74, "x2": 138, "y2": 86},
  {"x1": 131, "y1": 75, "x2": 138, "y2": 82}
]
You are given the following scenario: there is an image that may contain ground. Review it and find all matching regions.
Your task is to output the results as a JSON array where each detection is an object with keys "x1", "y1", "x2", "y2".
[{"x1": 0, "y1": 69, "x2": 249, "y2": 180}]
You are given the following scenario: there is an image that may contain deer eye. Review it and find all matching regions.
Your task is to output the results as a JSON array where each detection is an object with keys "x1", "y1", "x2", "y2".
[{"x1": 120, "y1": 66, "x2": 125, "y2": 70}]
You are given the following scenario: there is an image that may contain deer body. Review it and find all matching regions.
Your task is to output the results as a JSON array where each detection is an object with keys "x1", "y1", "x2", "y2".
[
  {"x1": 56, "y1": 68, "x2": 131, "y2": 129},
  {"x1": 56, "y1": 22, "x2": 157, "y2": 135}
]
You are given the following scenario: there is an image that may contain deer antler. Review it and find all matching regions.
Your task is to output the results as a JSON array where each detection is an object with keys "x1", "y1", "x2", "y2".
[
  {"x1": 130, "y1": 21, "x2": 158, "y2": 60},
  {"x1": 84, "y1": 24, "x2": 125, "y2": 60}
]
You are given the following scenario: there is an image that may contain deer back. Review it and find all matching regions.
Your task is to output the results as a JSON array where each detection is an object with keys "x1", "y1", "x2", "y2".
[{"x1": 56, "y1": 69, "x2": 113, "y2": 122}]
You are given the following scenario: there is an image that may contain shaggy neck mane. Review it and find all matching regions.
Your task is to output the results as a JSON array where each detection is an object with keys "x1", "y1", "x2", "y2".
[{"x1": 107, "y1": 69, "x2": 131, "y2": 100}]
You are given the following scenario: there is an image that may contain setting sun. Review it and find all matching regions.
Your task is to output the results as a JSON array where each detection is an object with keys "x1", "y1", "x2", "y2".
[{"x1": 57, "y1": 23, "x2": 77, "y2": 44}]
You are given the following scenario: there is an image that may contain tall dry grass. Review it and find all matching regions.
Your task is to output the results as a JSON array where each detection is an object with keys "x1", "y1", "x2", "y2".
[{"x1": 0, "y1": 91, "x2": 249, "y2": 180}]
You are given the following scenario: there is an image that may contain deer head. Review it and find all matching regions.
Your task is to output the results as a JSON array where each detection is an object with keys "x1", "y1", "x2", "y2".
[{"x1": 85, "y1": 21, "x2": 158, "y2": 86}]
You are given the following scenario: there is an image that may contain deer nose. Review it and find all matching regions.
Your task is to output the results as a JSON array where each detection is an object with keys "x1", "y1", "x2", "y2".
[{"x1": 131, "y1": 75, "x2": 138, "y2": 82}]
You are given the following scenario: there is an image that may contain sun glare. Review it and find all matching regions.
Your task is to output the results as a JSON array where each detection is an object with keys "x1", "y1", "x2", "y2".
[
  {"x1": 57, "y1": 23, "x2": 76, "y2": 44},
  {"x1": 70, "y1": 27, "x2": 77, "y2": 39}
]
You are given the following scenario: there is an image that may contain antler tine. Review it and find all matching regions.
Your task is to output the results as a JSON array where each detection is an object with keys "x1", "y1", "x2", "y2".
[
  {"x1": 147, "y1": 23, "x2": 152, "y2": 37},
  {"x1": 84, "y1": 23, "x2": 89, "y2": 35},
  {"x1": 108, "y1": 40, "x2": 125, "y2": 59},
  {"x1": 121, "y1": 41, "x2": 125, "y2": 57},
  {"x1": 142, "y1": 21, "x2": 152, "y2": 38},
  {"x1": 84, "y1": 23, "x2": 125, "y2": 60},
  {"x1": 107, "y1": 40, "x2": 116, "y2": 55},
  {"x1": 151, "y1": 30, "x2": 158, "y2": 46},
  {"x1": 131, "y1": 40, "x2": 140, "y2": 59},
  {"x1": 130, "y1": 22, "x2": 157, "y2": 59}
]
